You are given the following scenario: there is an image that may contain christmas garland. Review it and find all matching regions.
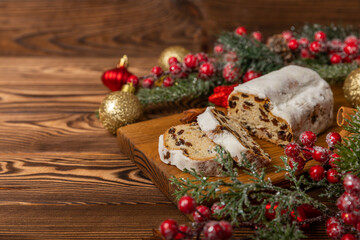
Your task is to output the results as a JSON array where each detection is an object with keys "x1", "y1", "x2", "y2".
[{"x1": 156, "y1": 108, "x2": 360, "y2": 240}]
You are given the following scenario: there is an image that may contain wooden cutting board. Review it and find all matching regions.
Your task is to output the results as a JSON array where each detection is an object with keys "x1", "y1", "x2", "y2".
[{"x1": 117, "y1": 86, "x2": 349, "y2": 203}]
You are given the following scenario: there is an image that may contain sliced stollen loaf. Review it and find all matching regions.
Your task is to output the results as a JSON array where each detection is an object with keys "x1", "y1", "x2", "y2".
[
  {"x1": 197, "y1": 107, "x2": 271, "y2": 168},
  {"x1": 227, "y1": 65, "x2": 334, "y2": 146},
  {"x1": 158, "y1": 123, "x2": 220, "y2": 176}
]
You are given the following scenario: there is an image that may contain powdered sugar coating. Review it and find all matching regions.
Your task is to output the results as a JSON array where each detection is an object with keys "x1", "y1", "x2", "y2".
[{"x1": 231, "y1": 65, "x2": 334, "y2": 139}]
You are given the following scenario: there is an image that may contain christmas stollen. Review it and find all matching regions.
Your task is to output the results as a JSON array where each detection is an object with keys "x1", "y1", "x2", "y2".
[
  {"x1": 197, "y1": 107, "x2": 271, "y2": 168},
  {"x1": 228, "y1": 65, "x2": 334, "y2": 145}
]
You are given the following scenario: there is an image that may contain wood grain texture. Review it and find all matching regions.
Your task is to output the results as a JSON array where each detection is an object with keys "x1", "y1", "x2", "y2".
[{"x1": 0, "y1": 0, "x2": 360, "y2": 57}]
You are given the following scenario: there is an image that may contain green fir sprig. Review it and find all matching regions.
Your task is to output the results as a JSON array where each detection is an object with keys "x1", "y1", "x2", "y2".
[{"x1": 293, "y1": 23, "x2": 359, "y2": 41}]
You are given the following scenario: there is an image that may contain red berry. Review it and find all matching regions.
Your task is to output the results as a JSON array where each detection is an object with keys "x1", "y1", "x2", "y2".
[
  {"x1": 199, "y1": 62, "x2": 215, "y2": 79},
  {"x1": 235, "y1": 26, "x2": 247, "y2": 36},
  {"x1": 300, "y1": 48, "x2": 312, "y2": 59},
  {"x1": 178, "y1": 195, "x2": 196, "y2": 214},
  {"x1": 160, "y1": 219, "x2": 178, "y2": 240},
  {"x1": 288, "y1": 39, "x2": 299, "y2": 50},
  {"x1": 252, "y1": 31, "x2": 262, "y2": 42},
  {"x1": 265, "y1": 202, "x2": 279, "y2": 220},
  {"x1": 127, "y1": 75, "x2": 139, "y2": 86},
  {"x1": 219, "y1": 221, "x2": 233, "y2": 240},
  {"x1": 282, "y1": 31, "x2": 293, "y2": 41},
  {"x1": 336, "y1": 192, "x2": 359, "y2": 212},
  {"x1": 284, "y1": 142, "x2": 301, "y2": 158},
  {"x1": 344, "y1": 42, "x2": 358, "y2": 55},
  {"x1": 151, "y1": 66, "x2": 163, "y2": 77},
  {"x1": 168, "y1": 57, "x2": 178, "y2": 66},
  {"x1": 142, "y1": 77, "x2": 155, "y2": 88},
  {"x1": 309, "y1": 165, "x2": 325, "y2": 181},
  {"x1": 300, "y1": 131, "x2": 317, "y2": 147},
  {"x1": 326, "y1": 132, "x2": 342, "y2": 148},
  {"x1": 184, "y1": 54, "x2": 198, "y2": 69},
  {"x1": 341, "y1": 212, "x2": 357, "y2": 225},
  {"x1": 289, "y1": 157, "x2": 306, "y2": 171},
  {"x1": 175, "y1": 225, "x2": 192, "y2": 240},
  {"x1": 326, "y1": 222, "x2": 344, "y2": 238},
  {"x1": 309, "y1": 41, "x2": 322, "y2": 53},
  {"x1": 203, "y1": 221, "x2": 224, "y2": 240},
  {"x1": 355, "y1": 55, "x2": 360, "y2": 65},
  {"x1": 298, "y1": 37, "x2": 309, "y2": 47},
  {"x1": 302, "y1": 146, "x2": 314, "y2": 160},
  {"x1": 330, "y1": 53, "x2": 342, "y2": 64},
  {"x1": 314, "y1": 31, "x2": 327, "y2": 41},
  {"x1": 357, "y1": 221, "x2": 360, "y2": 232},
  {"x1": 326, "y1": 217, "x2": 341, "y2": 228},
  {"x1": 343, "y1": 174, "x2": 360, "y2": 194},
  {"x1": 330, "y1": 39, "x2": 343, "y2": 50},
  {"x1": 222, "y1": 63, "x2": 241, "y2": 83},
  {"x1": 193, "y1": 205, "x2": 211, "y2": 222},
  {"x1": 243, "y1": 70, "x2": 261, "y2": 83},
  {"x1": 211, "y1": 202, "x2": 226, "y2": 219},
  {"x1": 196, "y1": 52, "x2": 209, "y2": 64},
  {"x1": 163, "y1": 77, "x2": 174, "y2": 87},
  {"x1": 214, "y1": 44, "x2": 224, "y2": 54},
  {"x1": 341, "y1": 234, "x2": 356, "y2": 240},
  {"x1": 327, "y1": 169, "x2": 340, "y2": 183},
  {"x1": 224, "y1": 51, "x2": 238, "y2": 62},
  {"x1": 343, "y1": 55, "x2": 354, "y2": 63},
  {"x1": 329, "y1": 153, "x2": 340, "y2": 168},
  {"x1": 312, "y1": 146, "x2": 329, "y2": 163},
  {"x1": 345, "y1": 35, "x2": 358, "y2": 45},
  {"x1": 169, "y1": 63, "x2": 183, "y2": 76}
]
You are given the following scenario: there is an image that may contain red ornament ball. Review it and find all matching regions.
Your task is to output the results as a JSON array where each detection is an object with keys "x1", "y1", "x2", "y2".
[
  {"x1": 178, "y1": 195, "x2": 196, "y2": 214},
  {"x1": 142, "y1": 78, "x2": 155, "y2": 88},
  {"x1": 312, "y1": 146, "x2": 329, "y2": 163},
  {"x1": 327, "y1": 169, "x2": 340, "y2": 183},
  {"x1": 168, "y1": 57, "x2": 179, "y2": 66},
  {"x1": 302, "y1": 146, "x2": 314, "y2": 160},
  {"x1": 222, "y1": 63, "x2": 241, "y2": 83},
  {"x1": 184, "y1": 54, "x2": 198, "y2": 69},
  {"x1": 288, "y1": 39, "x2": 299, "y2": 50},
  {"x1": 151, "y1": 66, "x2": 163, "y2": 77},
  {"x1": 252, "y1": 31, "x2": 263, "y2": 42},
  {"x1": 101, "y1": 66, "x2": 131, "y2": 91},
  {"x1": 127, "y1": 75, "x2": 139, "y2": 86},
  {"x1": 284, "y1": 142, "x2": 301, "y2": 158},
  {"x1": 196, "y1": 52, "x2": 209, "y2": 64},
  {"x1": 214, "y1": 44, "x2": 225, "y2": 54},
  {"x1": 235, "y1": 26, "x2": 247, "y2": 36},
  {"x1": 243, "y1": 70, "x2": 261, "y2": 83},
  {"x1": 345, "y1": 35, "x2": 358, "y2": 45},
  {"x1": 309, "y1": 41, "x2": 322, "y2": 53},
  {"x1": 163, "y1": 77, "x2": 174, "y2": 87},
  {"x1": 330, "y1": 54, "x2": 342, "y2": 64},
  {"x1": 314, "y1": 31, "x2": 327, "y2": 41},
  {"x1": 289, "y1": 156, "x2": 305, "y2": 171},
  {"x1": 298, "y1": 37, "x2": 309, "y2": 47},
  {"x1": 329, "y1": 153, "x2": 340, "y2": 168},
  {"x1": 309, "y1": 165, "x2": 325, "y2": 181},
  {"x1": 160, "y1": 219, "x2": 178, "y2": 240},
  {"x1": 341, "y1": 234, "x2": 356, "y2": 240},
  {"x1": 199, "y1": 62, "x2": 215, "y2": 79},
  {"x1": 344, "y1": 42, "x2": 358, "y2": 55},
  {"x1": 300, "y1": 131, "x2": 317, "y2": 147},
  {"x1": 193, "y1": 205, "x2": 211, "y2": 222},
  {"x1": 326, "y1": 132, "x2": 342, "y2": 148},
  {"x1": 169, "y1": 63, "x2": 183, "y2": 76},
  {"x1": 282, "y1": 31, "x2": 293, "y2": 41}
]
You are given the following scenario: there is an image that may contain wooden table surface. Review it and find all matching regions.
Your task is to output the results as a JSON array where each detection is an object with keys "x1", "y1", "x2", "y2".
[{"x1": 0, "y1": 56, "x2": 331, "y2": 239}]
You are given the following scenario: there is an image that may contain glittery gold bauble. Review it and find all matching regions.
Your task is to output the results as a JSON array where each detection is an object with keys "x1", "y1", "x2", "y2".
[
  {"x1": 343, "y1": 68, "x2": 360, "y2": 107},
  {"x1": 158, "y1": 46, "x2": 190, "y2": 70},
  {"x1": 99, "y1": 84, "x2": 142, "y2": 134}
]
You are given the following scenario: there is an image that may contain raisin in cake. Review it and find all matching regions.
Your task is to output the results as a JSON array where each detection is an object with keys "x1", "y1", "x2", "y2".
[
  {"x1": 228, "y1": 65, "x2": 334, "y2": 145},
  {"x1": 197, "y1": 107, "x2": 271, "y2": 168},
  {"x1": 158, "y1": 123, "x2": 220, "y2": 176}
]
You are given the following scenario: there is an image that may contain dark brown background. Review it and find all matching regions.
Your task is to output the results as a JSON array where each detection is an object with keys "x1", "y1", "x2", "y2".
[{"x1": 0, "y1": 0, "x2": 358, "y2": 239}]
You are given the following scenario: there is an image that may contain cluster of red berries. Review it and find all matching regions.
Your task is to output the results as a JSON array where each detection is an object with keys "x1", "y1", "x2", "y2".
[
  {"x1": 160, "y1": 195, "x2": 232, "y2": 240},
  {"x1": 284, "y1": 131, "x2": 342, "y2": 183},
  {"x1": 214, "y1": 26, "x2": 262, "y2": 83},
  {"x1": 282, "y1": 30, "x2": 360, "y2": 64},
  {"x1": 326, "y1": 174, "x2": 360, "y2": 240},
  {"x1": 142, "y1": 53, "x2": 216, "y2": 89}
]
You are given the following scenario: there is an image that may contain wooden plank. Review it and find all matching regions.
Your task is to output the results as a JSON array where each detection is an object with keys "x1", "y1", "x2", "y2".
[{"x1": 117, "y1": 85, "x2": 350, "y2": 203}]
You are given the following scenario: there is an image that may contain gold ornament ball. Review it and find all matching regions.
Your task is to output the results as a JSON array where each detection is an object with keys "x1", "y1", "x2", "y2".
[
  {"x1": 343, "y1": 68, "x2": 360, "y2": 107},
  {"x1": 158, "y1": 46, "x2": 190, "y2": 70},
  {"x1": 99, "y1": 91, "x2": 142, "y2": 134}
]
